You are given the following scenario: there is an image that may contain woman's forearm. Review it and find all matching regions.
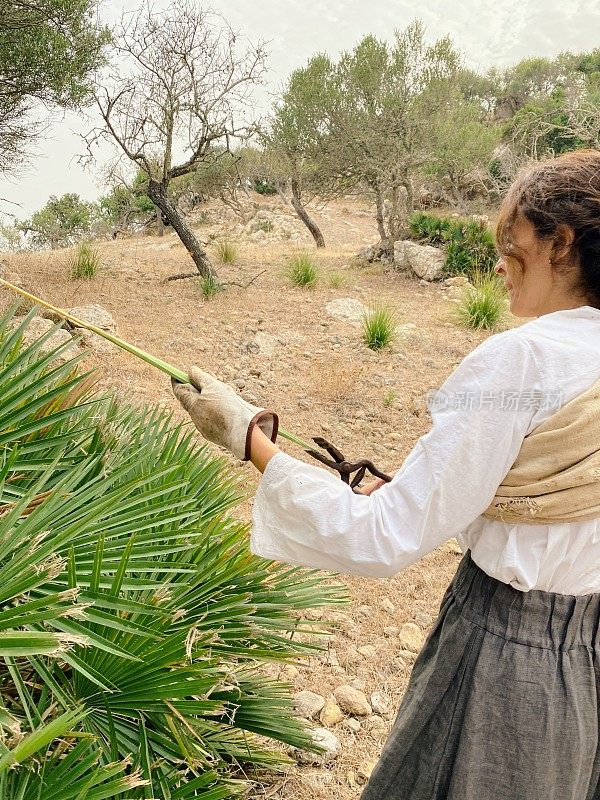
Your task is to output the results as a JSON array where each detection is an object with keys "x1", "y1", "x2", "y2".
[{"x1": 250, "y1": 426, "x2": 280, "y2": 473}]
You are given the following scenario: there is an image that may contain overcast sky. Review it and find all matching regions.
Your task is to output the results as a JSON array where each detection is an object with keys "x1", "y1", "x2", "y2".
[{"x1": 2, "y1": 0, "x2": 600, "y2": 218}]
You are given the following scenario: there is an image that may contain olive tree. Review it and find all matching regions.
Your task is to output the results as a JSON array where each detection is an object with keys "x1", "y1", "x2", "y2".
[
  {"x1": 320, "y1": 23, "x2": 464, "y2": 250},
  {"x1": 0, "y1": 0, "x2": 108, "y2": 174},
  {"x1": 265, "y1": 55, "x2": 338, "y2": 248},
  {"x1": 87, "y1": 0, "x2": 267, "y2": 281}
]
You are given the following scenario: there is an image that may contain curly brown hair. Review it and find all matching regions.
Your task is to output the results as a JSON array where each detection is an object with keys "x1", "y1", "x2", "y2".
[{"x1": 496, "y1": 149, "x2": 600, "y2": 308}]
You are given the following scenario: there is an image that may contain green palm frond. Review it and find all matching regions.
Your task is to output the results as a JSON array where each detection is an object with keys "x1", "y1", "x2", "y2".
[{"x1": 0, "y1": 303, "x2": 348, "y2": 798}]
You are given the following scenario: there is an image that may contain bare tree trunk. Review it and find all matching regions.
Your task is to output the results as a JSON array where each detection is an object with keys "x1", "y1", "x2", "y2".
[
  {"x1": 147, "y1": 179, "x2": 216, "y2": 280},
  {"x1": 275, "y1": 182, "x2": 293, "y2": 210},
  {"x1": 374, "y1": 187, "x2": 387, "y2": 243},
  {"x1": 373, "y1": 184, "x2": 393, "y2": 256},
  {"x1": 290, "y1": 178, "x2": 325, "y2": 248},
  {"x1": 450, "y1": 181, "x2": 468, "y2": 215},
  {"x1": 402, "y1": 177, "x2": 414, "y2": 215},
  {"x1": 156, "y1": 208, "x2": 164, "y2": 237}
]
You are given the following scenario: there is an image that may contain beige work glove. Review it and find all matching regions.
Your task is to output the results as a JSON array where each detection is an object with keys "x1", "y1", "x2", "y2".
[{"x1": 172, "y1": 367, "x2": 279, "y2": 461}]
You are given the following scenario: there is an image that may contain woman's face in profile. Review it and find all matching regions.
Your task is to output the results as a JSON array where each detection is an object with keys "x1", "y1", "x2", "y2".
[{"x1": 494, "y1": 216, "x2": 575, "y2": 318}]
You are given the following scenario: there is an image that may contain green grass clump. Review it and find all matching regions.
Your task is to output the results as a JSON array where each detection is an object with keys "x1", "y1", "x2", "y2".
[
  {"x1": 328, "y1": 272, "x2": 345, "y2": 288},
  {"x1": 68, "y1": 241, "x2": 100, "y2": 279},
  {"x1": 286, "y1": 251, "x2": 319, "y2": 287},
  {"x1": 383, "y1": 389, "x2": 397, "y2": 407},
  {"x1": 450, "y1": 270, "x2": 507, "y2": 330},
  {"x1": 362, "y1": 303, "x2": 398, "y2": 350},
  {"x1": 199, "y1": 273, "x2": 222, "y2": 300},
  {"x1": 214, "y1": 239, "x2": 237, "y2": 264}
]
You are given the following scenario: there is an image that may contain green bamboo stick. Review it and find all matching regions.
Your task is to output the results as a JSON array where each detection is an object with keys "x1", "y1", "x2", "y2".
[{"x1": 0, "y1": 278, "x2": 313, "y2": 451}]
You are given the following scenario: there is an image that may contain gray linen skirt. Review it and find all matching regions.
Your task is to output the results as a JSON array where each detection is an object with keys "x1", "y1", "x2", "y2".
[{"x1": 361, "y1": 550, "x2": 600, "y2": 800}]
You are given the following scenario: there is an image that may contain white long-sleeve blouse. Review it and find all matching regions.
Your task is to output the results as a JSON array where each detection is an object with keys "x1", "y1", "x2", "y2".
[{"x1": 250, "y1": 305, "x2": 600, "y2": 595}]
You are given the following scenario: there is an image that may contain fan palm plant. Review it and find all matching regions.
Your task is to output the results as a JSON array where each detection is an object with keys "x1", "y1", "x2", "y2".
[{"x1": 0, "y1": 304, "x2": 346, "y2": 798}]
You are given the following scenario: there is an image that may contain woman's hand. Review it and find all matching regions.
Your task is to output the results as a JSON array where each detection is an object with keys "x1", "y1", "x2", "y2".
[
  {"x1": 172, "y1": 367, "x2": 279, "y2": 461},
  {"x1": 357, "y1": 470, "x2": 398, "y2": 495}
]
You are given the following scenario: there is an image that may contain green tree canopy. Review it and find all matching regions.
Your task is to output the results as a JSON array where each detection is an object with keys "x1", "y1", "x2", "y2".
[
  {"x1": 20, "y1": 193, "x2": 97, "y2": 248},
  {"x1": 0, "y1": 0, "x2": 108, "y2": 172}
]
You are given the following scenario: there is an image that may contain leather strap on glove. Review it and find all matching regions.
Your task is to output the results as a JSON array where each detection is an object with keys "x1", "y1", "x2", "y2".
[{"x1": 172, "y1": 367, "x2": 279, "y2": 461}]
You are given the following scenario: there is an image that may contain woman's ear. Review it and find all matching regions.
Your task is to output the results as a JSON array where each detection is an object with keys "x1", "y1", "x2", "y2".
[{"x1": 549, "y1": 224, "x2": 576, "y2": 264}]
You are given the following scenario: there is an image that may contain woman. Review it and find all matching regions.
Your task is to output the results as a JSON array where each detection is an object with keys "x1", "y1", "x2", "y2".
[{"x1": 173, "y1": 150, "x2": 600, "y2": 800}]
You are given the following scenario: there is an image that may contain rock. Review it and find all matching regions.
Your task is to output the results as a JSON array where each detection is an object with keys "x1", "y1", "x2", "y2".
[
  {"x1": 395, "y1": 241, "x2": 445, "y2": 281},
  {"x1": 4, "y1": 271, "x2": 20, "y2": 284},
  {"x1": 281, "y1": 665, "x2": 299, "y2": 679},
  {"x1": 383, "y1": 626, "x2": 400, "y2": 637},
  {"x1": 380, "y1": 598, "x2": 396, "y2": 615},
  {"x1": 232, "y1": 378, "x2": 246, "y2": 389},
  {"x1": 324, "y1": 298, "x2": 368, "y2": 326},
  {"x1": 370, "y1": 692, "x2": 393, "y2": 717},
  {"x1": 251, "y1": 331, "x2": 278, "y2": 357},
  {"x1": 344, "y1": 645, "x2": 362, "y2": 665},
  {"x1": 293, "y1": 691, "x2": 326, "y2": 720},
  {"x1": 293, "y1": 727, "x2": 341, "y2": 764},
  {"x1": 357, "y1": 243, "x2": 385, "y2": 263},
  {"x1": 72, "y1": 328, "x2": 119, "y2": 354},
  {"x1": 365, "y1": 715, "x2": 389, "y2": 737},
  {"x1": 415, "y1": 612, "x2": 434, "y2": 628},
  {"x1": 342, "y1": 717, "x2": 362, "y2": 733},
  {"x1": 320, "y1": 696, "x2": 345, "y2": 727},
  {"x1": 12, "y1": 317, "x2": 76, "y2": 359},
  {"x1": 334, "y1": 685, "x2": 372, "y2": 717},
  {"x1": 443, "y1": 276, "x2": 470, "y2": 287},
  {"x1": 357, "y1": 644, "x2": 378, "y2": 659},
  {"x1": 357, "y1": 759, "x2": 378, "y2": 784},
  {"x1": 398, "y1": 623, "x2": 425, "y2": 653},
  {"x1": 321, "y1": 647, "x2": 340, "y2": 667},
  {"x1": 397, "y1": 649, "x2": 418, "y2": 665},
  {"x1": 356, "y1": 604, "x2": 373, "y2": 620},
  {"x1": 393, "y1": 240, "x2": 409, "y2": 270},
  {"x1": 397, "y1": 322, "x2": 418, "y2": 339},
  {"x1": 419, "y1": 278, "x2": 429, "y2": 286},
  {"x1": 48, "y1": 304, "x2": 116, "y2": 333},
  {"x1": 250, "y1": 229, "x2": 267, "y2": 242}
]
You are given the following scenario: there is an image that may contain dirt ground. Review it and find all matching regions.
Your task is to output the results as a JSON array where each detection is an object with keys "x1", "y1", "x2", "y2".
[{"x1": 2, "y1": 195, "x2": 521, "y2": 799}]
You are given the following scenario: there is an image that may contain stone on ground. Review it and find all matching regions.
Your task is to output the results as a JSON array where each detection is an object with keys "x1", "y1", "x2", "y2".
[
  {"x1": 293, "y1": 690, "x2": 326, "y2": 720},
  {"x1": 325, "y1": 298, "x2": 368, "y2": 326},
  {"x1": 334, "y1": 684, "x2": 372, "y2": 716}
]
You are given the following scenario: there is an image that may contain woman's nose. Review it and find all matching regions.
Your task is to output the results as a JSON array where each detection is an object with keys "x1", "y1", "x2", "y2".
[{"x1": 494, "y1": 259, "x2": 505, "y2": 275}]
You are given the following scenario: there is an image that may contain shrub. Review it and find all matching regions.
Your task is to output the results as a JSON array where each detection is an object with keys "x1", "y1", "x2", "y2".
[
  {"x1": 254, "y1": 177, "x2": 277, "y2": 195},
  {"x1": 68, "y1": 240, "x2": 100, "y2": 279},
  {"x1": 409, "y1": 212, "x2": 455, "y2": 245},
  {"x1": 214, "y1": 238, "x2": 237, "y2": 264},
  {"x1": 286, "y1": 252, "x2": 319, "y2": 287},
  {"x1": 254, "y1": 219, "x2": 275, "y2": 233},
  {"x1": 408, "y1": 212, "x2": 497, "y2": 279},
  {"x1": 450, "y1": 269, "x2": 507, "y2": 330},
  {"x1": 199, "y1": 273, "x2": 222, "y2": 299},
  {"x1": 443, "y1": 220, "x2": 497, "y2": 278},
  {"x1": 22, "y1": 193, "x2": 97, "y2": 249},
  {"x1": 0, "y1": 304, "x2": 346, "y2": 798},
  {"x1": 362, "y1": 303, "x2": 398, "y2": 350}
]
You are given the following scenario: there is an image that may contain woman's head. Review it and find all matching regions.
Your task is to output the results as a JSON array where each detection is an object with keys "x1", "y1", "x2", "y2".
[{"x1": 495, "y1": 149, "x2": 600, "y2": 317}]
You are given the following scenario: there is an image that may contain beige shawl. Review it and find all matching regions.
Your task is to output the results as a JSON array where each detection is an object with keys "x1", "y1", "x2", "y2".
[{"x1": 482, "y1": 376, "x2": 600, "y2": 524}]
